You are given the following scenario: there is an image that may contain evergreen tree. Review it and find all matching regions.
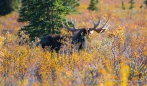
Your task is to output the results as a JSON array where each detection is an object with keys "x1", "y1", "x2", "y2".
[
  {"x1": 144, "y1": 0, "x2": 147, "y2": 7},
  {"x1": 18, "y1": 0, "x2": 79, "y2": 40},
  {"x1": 0, "y1": 0, "x2": 13, "y2": 16},
  {"x1": 87, "y1": 0, "x2": 99, "y2": 11},
  {"x1": 122, "y1": 0, "x2": 126, "y2": 10},
  {"x1": 0, "y1": 0, "x2": 20, "y2": 16},
  {"x1": 129, "y1": 0, "x2": 135, "y2": 9},
  {"x1": 12, "y1": 0, "x2": 21, "y2": 12}
]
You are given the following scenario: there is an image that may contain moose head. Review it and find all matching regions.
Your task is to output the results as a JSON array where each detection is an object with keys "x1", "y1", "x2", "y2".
[{"x1": 62, "y1": 17, "x2": 109, "y2": 51}]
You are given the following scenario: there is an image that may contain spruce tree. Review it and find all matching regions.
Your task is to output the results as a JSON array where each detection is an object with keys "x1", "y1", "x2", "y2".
[
  {"x1": 144, "y1": 0, "x2": 147, "y2": 7},
  {"x1": 122, "y1": 0, "x2": 126, "y2": 10},
  {"x1": 12, "y1": 0, "x2": 20, "y2": 12},
  {"x1": 18, "y1": 0, "x2": 79, "y2": 40},
  {"x1": 129, "y1": 0, "x2": 135, "y2": 9},
  {"x1": 87, "y1": 0, "x2": 99, "y2": 11},
  {"x1": 0, "y1": 0, "x2": 13, "y2": 16},
  {"x1": 0, "y1": 0, "x2": 20, "y2": 16}
]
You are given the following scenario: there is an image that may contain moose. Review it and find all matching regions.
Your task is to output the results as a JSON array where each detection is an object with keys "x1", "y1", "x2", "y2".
[{"x1": 40, "y1": 17, "x2": 109, "y2": 52}]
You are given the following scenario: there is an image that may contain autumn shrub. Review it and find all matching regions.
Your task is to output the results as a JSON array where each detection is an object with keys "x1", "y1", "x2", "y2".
[{"x1": 0, "y1": 2, "x2": 147, "y2": 86}]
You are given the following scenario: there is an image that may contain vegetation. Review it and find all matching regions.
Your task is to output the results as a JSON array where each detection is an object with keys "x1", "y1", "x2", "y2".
[
  {"x1": 0, "y1": 0, "x2": 20, "y2": 16},
  {"x1": 18, "y1": 0, "x2": 79, "y2": 40},
  {"x1": 12, "y1": 0, "x2": 20, "y2": 12},
  {"x1": 0, "y1": 0, "x2": 13, "y2": 16},
  {"x1": 144, "y1": 0, "x2": 147, "y2": 7},
  {"x1": 129, "y1": 0, "x2": 135, "y2": 9},
  {"x1": 122, "y1": 0, "x2": 126, "y2": 10},
  {"x1": 0, "y1": 0, "x2": 147, "y2": 86},
  {"x1": 87, "y1": 0, "x2": 99, "y2": 11}
]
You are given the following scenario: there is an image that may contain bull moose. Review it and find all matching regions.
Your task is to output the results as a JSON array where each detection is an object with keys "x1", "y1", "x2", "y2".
[{"x1": 40, "y1": 17, "x2": 109, "y2": 52}]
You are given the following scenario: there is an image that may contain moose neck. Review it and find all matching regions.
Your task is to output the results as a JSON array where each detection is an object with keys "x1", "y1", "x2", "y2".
[{"x1": 72, "y1": 29, "x2": 87, "y2": 43}]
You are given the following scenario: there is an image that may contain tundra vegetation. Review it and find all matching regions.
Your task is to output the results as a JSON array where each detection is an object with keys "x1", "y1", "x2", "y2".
[{"x1": 0, "y1": 0, "x2": 147, "y2": 86}]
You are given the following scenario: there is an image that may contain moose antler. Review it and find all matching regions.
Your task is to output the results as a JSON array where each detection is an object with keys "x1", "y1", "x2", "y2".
[
  {"x1": 89, "y1": 17, "x2": 109, "y2": 33},
  {"x1": 92, "y1": 17, "x2": 102, "y2": 29},
  {"x1": 62, "y1": 18, "x2": 77, "y2": 31},
  {"x1": 70, "y1": 18, "x2": 76, "y2": 29}
]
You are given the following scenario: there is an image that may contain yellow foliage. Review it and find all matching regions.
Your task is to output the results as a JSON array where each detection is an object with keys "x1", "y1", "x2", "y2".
[
  {"x1": 18, "y1": 79, "x2": 28, "y2": 86},
  {"x1": 115, "y1": 26, "x2": 125, "y2": 43},
  {"x1": 99, "y1": 65, "x2": 115, "y2": 86},
  {"x1": 78, "y1": 4, "x2": 88, "y2": 11},
  {"x1": 1, "y1": 2, "x2": 147, "y2": 86},
  {"x1": 5, "y1": 32, "x2": 17, "y2": 43},
  {"x1": 0, "y1": 36, "x2": 5, "y2": 49},
  {"x1": 120, "y1": 63, "x2": 130, "y2": 86},
  {"x1": 0, "y1": 51, "x2": 4, "y2": 58}
]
